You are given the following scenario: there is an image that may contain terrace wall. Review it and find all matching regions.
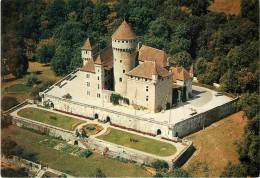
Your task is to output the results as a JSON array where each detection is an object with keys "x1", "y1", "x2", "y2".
[
  {"x1": 172, "y1": 97, "x2": 239, "y2": 137},
  {"x1": 11, "y1": 115, "x2": 75, "y2": 141}
]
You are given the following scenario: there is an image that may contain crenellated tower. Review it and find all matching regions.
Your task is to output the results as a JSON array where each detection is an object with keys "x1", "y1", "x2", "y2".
[{"x1": 112, "y1": 20, "x2": 138, "y2": 95}]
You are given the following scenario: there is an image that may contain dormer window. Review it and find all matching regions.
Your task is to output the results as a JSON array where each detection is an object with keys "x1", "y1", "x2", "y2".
[{"x1": 122, "y1": 41, "x2": 124, "y2": 43}]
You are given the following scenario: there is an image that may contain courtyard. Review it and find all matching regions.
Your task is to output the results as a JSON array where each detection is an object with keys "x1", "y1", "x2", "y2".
[{"x1": 45, "y1": 72, "x2": 232, "y2": 125}]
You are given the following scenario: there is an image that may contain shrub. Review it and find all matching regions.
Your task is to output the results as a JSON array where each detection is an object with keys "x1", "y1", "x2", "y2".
[
  {"x1": 165, "y1": 168, "x2": 191, "y2": 177},
  {"x1": 62, "y1": 93, "x2": 72, "y2": 99},
  {"x1": 111, "y1": 93, "x2": 123, "y2": 105},
  {"x1": 25, "y1": 73, "x2": 39, "y2": 86},
  {"x1": 130, "y1": 138, "x2": 139, "y2": 142},
  {"x1": 151, "y1": 159, "x2": 169, "y2": 171},
  {"x1": 80, "y1": 150, "x2": 93, "y2": 158},
  {"x1": 123, "y1": 97, "x2": 130, "y2": 105},
  {"x1": 89, "y1": 168, "x2": 106, "y2": 177},
  {"x1": 154, "y1": 172, "x2": 163, "y2": 177},
  {"x1": 49, "y1": 115, "x2": 57, "y2": 120},
  {"x1": 1, "y1": 96, "x2": 19, "y2": 111}
]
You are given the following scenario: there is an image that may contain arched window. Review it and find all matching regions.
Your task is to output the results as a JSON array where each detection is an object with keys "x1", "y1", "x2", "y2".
[
  {"x1": 95, "y1": 113, "x2": 99, "y2": 119},
  {"x1": 106, "y1": 116, "x2": 111, "y2": 122}
]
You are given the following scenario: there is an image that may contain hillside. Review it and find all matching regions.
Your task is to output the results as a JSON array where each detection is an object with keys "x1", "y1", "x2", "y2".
[
  {"x1": 183, "y1": 111, "x2": 247, "y2": 177},
  {"x1": 208, "y1": 0, "x2": 241, "y2": 15}
]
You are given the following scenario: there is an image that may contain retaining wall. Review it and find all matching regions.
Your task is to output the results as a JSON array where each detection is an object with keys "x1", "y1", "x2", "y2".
[
  {"x1": 11, "y1": 116, "x2": 75, "y2": 141},
  {"x1": 172, "y1": 97, "x2": 238, "y2": 137}
]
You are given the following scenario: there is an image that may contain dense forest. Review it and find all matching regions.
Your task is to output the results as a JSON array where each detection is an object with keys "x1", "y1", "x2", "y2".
[{"x1": 1, "y1": 0, "x2": 259, "y2": 176}]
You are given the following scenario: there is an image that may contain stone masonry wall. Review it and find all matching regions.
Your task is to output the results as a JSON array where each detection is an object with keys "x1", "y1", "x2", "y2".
[
  {"x1": 11, "y1": 116, "x2": 75, "y2": 141},
  {"x1": 172, "y1": 97, "x2": 239, "y2": 138}
]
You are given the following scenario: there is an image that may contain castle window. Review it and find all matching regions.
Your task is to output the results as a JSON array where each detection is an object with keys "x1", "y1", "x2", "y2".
[
  {"x1": 131, "y1": 76, "x2": 133, "y2": 78},
  {"x1": 86, "y1": 74, "x2": 90, "y2": 78},
  {"x1": 146, "y1": 95, "x2": 149, "y2": 101},
  {"x1": 87, "y1": 91, "x2": 90, "y2": 95},
  {"x1": 145, "y1": 79, "x2": 147, "y2": 81},
  {"x1": 98, "y1": 76, "x2": 99, "y2": 80},
  {"x1": 122, "y1": 41, "x2": 124, "y2": 43},
  {"x1": 98, "y1": 69, "x2": 99, "y2": 72},
  {"x1": 146, "y1": 86, "x2": 149, "y2": 92},
  {"x1": 123, "y1": 70, "x2": 125, "y2": 73},
  {"x1": 98, "y1": 84, "x2": 100, "y2": 89},
  {"x1": 126, "y1": 41, "x2": 128, "y2": 43},
  {"x1": 87, "y1": 82, "x2": 90, "y2": 87},
  {"x1": 115, "y1": 40, "x2": 116, "y2": 42},
  {"x1": 120, "y1": 60, "x2": 122, "y2": 63},
  {"x1": 130, "y1": 40, "x2": 132, "y2": 43},
  {"x1": 118, "y1": 40, "x2": 120, "y2": 43},
  {"x1": 119, "y1": 77, "x2": 122, "y2": 82},
  {"x1": 138, "y1": 77, "x2": 140, "y2": 80},
  {"x1": 97, "y1": 93, "x2": 101, "y2": 98}
]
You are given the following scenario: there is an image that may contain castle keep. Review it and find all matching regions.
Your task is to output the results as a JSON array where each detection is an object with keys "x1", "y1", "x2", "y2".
[{"x1": 79, "y1": 21, "x2": 193, "y2": 112}]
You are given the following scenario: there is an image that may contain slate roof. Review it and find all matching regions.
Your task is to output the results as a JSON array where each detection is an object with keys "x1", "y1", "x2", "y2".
[
  {"x1": 81, "y1": 37, "x2": 99, "y2": 50},
  {"x1": 138, "y1": 45, "x2": 174, "y2": 67},
  {"x1": 127, "y1": 61, "x2": 172, "y2": 79},
  {"x1": 112, "y1": 20, "x2": 137, "y2": 40},
  {"x1": 171, "y1": 67, "x2": 192, "y2": 81}
]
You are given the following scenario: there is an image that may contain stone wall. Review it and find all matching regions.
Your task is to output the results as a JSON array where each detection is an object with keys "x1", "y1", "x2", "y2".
[
  {"x1": 79, "y1": 137, "x2": 162, "y2": 166},
  {"x1": 44, "y1": 94, "x2": 171, "y2": 138},
  {"x1": 11, "y1": 115, "x2": 75, "y2": 141},
  {"x1": 172, "y1": 97, "x2": 239, "y2": 138}
]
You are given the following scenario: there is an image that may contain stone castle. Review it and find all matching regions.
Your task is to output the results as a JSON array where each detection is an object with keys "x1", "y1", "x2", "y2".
[{"x1": 80, "y1": 20, "x2": 192, "y2": 113}]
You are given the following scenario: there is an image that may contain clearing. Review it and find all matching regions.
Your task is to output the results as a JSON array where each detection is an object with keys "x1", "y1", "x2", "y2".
[
  {"x1": 17, "y1": 107, "x2": 82, "y2": 131},
  {"x1": 208, "y1": 0, "x2": 241, "y2": 15},
  {"x1": 97, "y1": 127, "x2": 177, "y2": 157},
  {"x1": 1, "y1": 125, "x2": 150, "y2": 177},
  {"x1": 182, "y1": 111, "x2": 247, "y2": 177},
  {"x1": 2, "y1": 62, "x2": 61, "y2": 102}
]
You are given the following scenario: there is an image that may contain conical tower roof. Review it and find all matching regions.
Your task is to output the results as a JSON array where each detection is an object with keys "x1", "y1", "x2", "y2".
[
  {"x1": 82, "y1": 37, "x2": 99, "y2": 50},
  {"x1": 112, "y1": 20, "x2": 137, "y2": 40}
]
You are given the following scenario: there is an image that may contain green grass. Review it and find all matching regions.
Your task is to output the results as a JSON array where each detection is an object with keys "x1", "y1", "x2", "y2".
[
  {"x1": 2, "y1": 125, "x2": 150, "y2": 177},
  {"x1": 7, "y1": 84, "x2": 33, "y2": 93},
  {"x1": 17, "y1": 107, "x2": 82, "y2": 131},
  {"x1": 97, "y1": 128, "x2": 177, "y2": 157}
]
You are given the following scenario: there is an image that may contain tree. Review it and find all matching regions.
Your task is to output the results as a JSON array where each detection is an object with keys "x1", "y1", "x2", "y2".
[
  {"x1": 151, "y1": 159, "x2": 169, "y2": 171},
  {"x1": 165, "y1": 168, "x2": 191, "y2": 177},
  {"x1": 25, "y1": 73, "x2": 39, "y2": 86},
  {"x1": 220, "y1": 162, "x2": 247, "y2": 177},
  {"x1": 195, "y1": 57, "x2": 207, "y2": 75},
  {"x1": 1, "y1": 96, "x2": 19, "y2": 111},
  {"x1": 241, "y1": 0, "x2": 259, "y2": 25},
  {"x1": 89, "y1": 168, "x2": 106, "y2": 177},
  {"x1": 1, "y1": 137, "x2": 17, "y2": 158},
  {"x1": 173, "y1": 51, "x2": 193, "y2": 70},
  {"x1": 1, "y1": 168, "x2": 29, "y2": 177},
  {"x1": 37, "y1": 45, "x2": 55, "y2": 64}
]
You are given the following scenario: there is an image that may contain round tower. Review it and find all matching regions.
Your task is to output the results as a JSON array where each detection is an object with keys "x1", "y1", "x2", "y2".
[{"x1": 112, "y1": 20, "x2": 138, "y2": 95}]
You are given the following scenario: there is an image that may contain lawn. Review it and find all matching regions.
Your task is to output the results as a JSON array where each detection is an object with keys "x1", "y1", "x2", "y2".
[
  {"x1": 2, "y1": 62, "x2": 61, "y2": 102},
  {"x1": 97, "y1": 127, "x2": 177, "y2": 157},
  {"x1": 182, "y1": 111, "x2": 247, "y2": 177},
  {"x1": 17, "y1": 107, "x2": 82, "y2": 131},
  {"x1": 6, "y1": 84, "x2": 33, "y2": 93},
  {"x1": 2, "y1": 125, "x2": 150, "y2": 177}
]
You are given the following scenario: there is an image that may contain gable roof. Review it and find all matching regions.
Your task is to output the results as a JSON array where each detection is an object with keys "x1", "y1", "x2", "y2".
[
  {"x1": 138, "y1": 45, "x2": 174, "y2": 67},
  {"x1": 93, "y1": 45, "x2": 113, "y2": 65},
  {"x1": 112, "y1": 20, "x2": 137, "y2": 40},
  {"x1": 80, "y1": 58, "x2": 95, "y2": 73},
  {"x1": 81, "y1": 37, "x2": 99, "y2": 50},
  {"x1": 171, "y1": 67, "x2": 192, "y2": 81},
  {"x1": 127, "y1": 61, "x2": 172, "y2": 79}
]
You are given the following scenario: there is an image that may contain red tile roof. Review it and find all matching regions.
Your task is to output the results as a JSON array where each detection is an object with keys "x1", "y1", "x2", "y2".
[
  {"x1": 82, "y1": 37, "x2": 99, "y2": 50},
  {"x1": 80, "y1": 58, "x2": 95, "y2": 73},
  {"x1": 94, "y1": 46, "x2": 113, "y2": 65},
  {"x1": 112, "y1": 20, "x2": 137, "y2": 40},
  {"x1": 127, "y1": 61, "x2": 172, "y2": 79},
  {"x1": 138, "y1": 45, "x2": 174, "y2": 67},
  {"x1": 171, "y1": 67, "x2": 192, "y2": 81}
]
